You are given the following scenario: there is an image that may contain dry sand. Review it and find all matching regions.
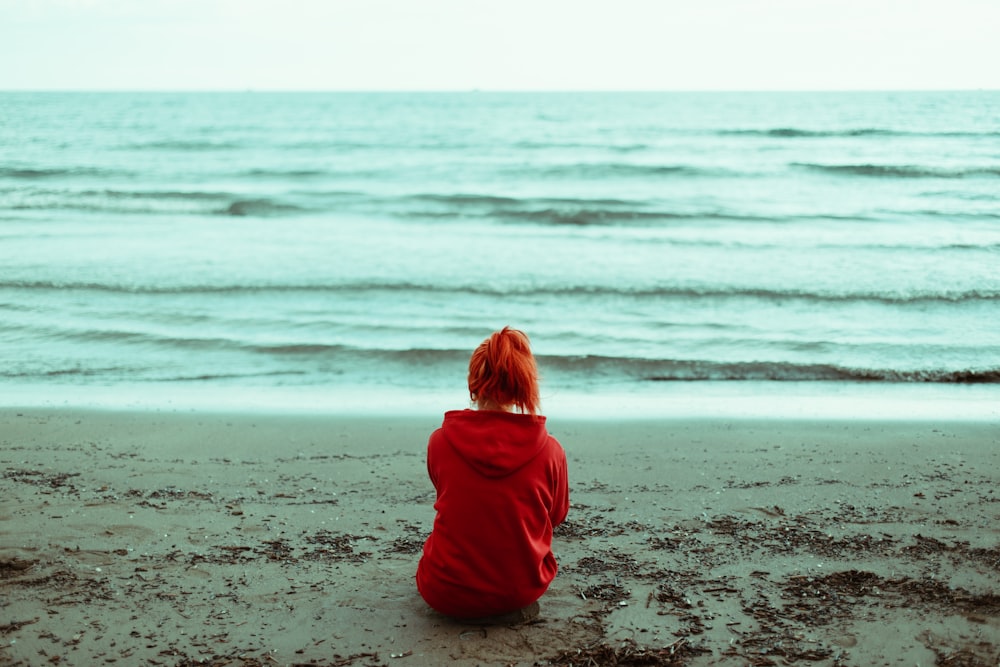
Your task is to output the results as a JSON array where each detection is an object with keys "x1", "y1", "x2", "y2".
[{"x1": 1, "y1": 409, "x2": 997, "y2": 666}]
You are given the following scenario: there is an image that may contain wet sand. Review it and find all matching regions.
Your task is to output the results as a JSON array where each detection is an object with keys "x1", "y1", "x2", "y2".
[{"x1": 1, "y1": 409, "x2": 998, "y2": 666}]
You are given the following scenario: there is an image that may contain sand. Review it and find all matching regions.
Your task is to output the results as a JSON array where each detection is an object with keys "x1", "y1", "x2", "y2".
[{"x1": 1, "y1": 409, "x2": 997, "y2": 666}]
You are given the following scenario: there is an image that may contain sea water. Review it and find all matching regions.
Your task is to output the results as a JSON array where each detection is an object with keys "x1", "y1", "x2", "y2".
[{"x1": 1, "y1": 91, "x2": 998, "y2": 417}]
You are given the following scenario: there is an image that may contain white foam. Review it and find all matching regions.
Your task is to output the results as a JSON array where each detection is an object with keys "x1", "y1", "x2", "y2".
[{"x1": 3, "y1": 381, "x2": 997, "y2": 422}]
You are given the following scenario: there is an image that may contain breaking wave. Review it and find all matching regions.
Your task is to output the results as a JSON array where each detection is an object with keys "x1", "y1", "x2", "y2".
[{"x1": 794, "y1": 163, "x2": 1000, "y2": 179}]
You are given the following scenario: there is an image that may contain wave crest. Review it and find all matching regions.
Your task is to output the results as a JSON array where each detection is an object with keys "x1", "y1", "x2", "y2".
[
  {"x1": 0, "y1": 166, "x2": 118, "y2": 179},
  {"x1": 722, "y1": 128, "x2": 1000, "y2": 139},
  {"x1": 542, "y1": 356, "x2": 1000, "y2": 384},
  {"x1": 218, "y1": 198, "x2": 308, "y2": 216},
  {"x1": 794, "y1": 163, "x2": 1000, "y2": 179},
  {"x1": 3, "y1": 279, "x2": 997, "y2": 305}
]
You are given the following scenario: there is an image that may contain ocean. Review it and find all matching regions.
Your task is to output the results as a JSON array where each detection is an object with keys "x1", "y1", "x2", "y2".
[{"x1": 1, "y1": 91, "x2": 998, "y2": 418}]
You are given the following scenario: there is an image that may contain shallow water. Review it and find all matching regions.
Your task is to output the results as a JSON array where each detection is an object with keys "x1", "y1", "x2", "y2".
[{"x1": 1, "y1": 91, "x2": 998, "y2": 413}]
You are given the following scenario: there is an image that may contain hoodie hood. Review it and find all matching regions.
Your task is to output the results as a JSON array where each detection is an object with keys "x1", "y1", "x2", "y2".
[{"x1": 441, "y1": 409, "x2": 549, "y2": 478}]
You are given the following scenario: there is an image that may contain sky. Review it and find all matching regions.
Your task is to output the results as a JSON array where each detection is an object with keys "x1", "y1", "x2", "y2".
[{"x1": 1, "y1": 0, "x2": 998, "y2": 91}]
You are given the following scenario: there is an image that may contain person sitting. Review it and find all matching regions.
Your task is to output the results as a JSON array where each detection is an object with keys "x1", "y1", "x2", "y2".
[{"x1": 416, "y1": 326, "x2": 570, "y2": 624}]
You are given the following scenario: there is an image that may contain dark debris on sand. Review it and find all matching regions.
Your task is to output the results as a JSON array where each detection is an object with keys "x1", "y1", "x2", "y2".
[
  {"x1": 549, "y1": 498, "x2": 998, "y2": 666},
  {"x1": 541, "y1": 637, "x2": 709, "y2": 666},
  {"x1": 170, "y1": 651, "x2": 385, "y2": 667},
  {"x1": 3, "y1": 462, "x2": 998, "y2": 666}
]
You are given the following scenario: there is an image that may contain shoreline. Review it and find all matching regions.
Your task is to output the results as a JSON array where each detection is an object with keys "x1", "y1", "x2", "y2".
[
  {"x1": 1, "y1": 409, "x2": 998, "y2": 666},
  {"x1": 2, "y1": 379, "x2": 998, "y2": 421}
]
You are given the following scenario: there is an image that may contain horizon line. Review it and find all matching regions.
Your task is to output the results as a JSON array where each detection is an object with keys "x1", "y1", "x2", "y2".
[{"x1": 2, "y1": 87, "x2": 998, "y2": 94}]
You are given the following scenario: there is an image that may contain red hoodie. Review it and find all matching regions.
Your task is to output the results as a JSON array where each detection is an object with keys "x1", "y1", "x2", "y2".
[{"x1": 416, "y1": 409, "x2": 569, "y2": 618}]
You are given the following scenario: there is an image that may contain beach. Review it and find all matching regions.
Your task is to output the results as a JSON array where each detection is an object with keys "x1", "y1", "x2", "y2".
[
  {"x1": 3, "y1": 90, "x2": 999, "y2": 666},
  {"x1": 1, "y1": 409, "x2": 997, "y2": 666}
]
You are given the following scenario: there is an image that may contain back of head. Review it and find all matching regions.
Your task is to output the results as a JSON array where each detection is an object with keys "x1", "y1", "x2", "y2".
[{"x1": 467, "y1": 327, "x2": 541, "y2": 416}]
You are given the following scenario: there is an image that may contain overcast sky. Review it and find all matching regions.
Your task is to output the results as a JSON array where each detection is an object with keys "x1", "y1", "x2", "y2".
[{"x1": 2, "y1": 0, "x2": 998, "y2": 91}]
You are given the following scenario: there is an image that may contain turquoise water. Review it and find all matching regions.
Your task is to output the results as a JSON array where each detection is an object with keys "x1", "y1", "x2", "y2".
[{"x1": 1, "y1": 91, "x2": 998, "y2": 415}]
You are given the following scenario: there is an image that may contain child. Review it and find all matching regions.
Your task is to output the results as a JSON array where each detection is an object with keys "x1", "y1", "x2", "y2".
[{"x1": 416, "y1": 327, "x2": 570, "y2": 623}]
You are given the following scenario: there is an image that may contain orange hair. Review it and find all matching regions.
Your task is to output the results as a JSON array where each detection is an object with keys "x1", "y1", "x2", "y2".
[{"x1": 467, "y1": 327, "x2": 541, "y2": 415}]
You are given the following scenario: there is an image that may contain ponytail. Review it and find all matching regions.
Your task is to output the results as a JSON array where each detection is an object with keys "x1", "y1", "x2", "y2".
[{"x1": 467, "y1": 327, "x2": 541, "y2": 415}]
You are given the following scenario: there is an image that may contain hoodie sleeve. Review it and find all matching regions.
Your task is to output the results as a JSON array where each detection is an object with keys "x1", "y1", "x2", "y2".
[
  {"x1": 426, "y1": 428, "x2": 442, "y2": 491},
  {"x1": 548, "y1": 437, "x2": 570, "y2": 527}
]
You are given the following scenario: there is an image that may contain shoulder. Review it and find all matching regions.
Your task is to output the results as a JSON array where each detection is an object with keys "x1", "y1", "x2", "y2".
[
  {"x1": 428, "y1": 426, "x2": 447, "y2": 447},
  {"x1": 541, "y1": 432, "x2": 567, "y2": 460}
]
